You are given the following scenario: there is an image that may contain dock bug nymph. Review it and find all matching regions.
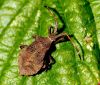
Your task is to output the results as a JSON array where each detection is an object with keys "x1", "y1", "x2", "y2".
[{"x1": 18, "y1": 6, "x2": 82, "y2": 76}]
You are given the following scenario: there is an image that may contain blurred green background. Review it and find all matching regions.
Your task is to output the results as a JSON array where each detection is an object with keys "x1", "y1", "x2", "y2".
[{"x1": 0, "y1": 0, "x2": 100, "y2": 85}]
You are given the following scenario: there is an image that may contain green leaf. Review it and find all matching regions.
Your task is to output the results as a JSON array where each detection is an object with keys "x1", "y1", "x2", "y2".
[{"x1": 0, "y1": 0, "x2": 100, "y2": 85}]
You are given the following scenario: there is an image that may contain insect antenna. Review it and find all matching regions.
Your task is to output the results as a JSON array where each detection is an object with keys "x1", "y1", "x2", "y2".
[
  {"x1": 44, "y1": 6, "x2": 58, "y2": 34},
  {"x1": 64, "y1": 33, "x2": 83, "y2": 60},
  {"x1": 44, "y1": 6, "x2": 83, "y2": 60}
]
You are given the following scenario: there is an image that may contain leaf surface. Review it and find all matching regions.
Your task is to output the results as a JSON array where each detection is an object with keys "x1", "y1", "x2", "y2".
[{"x1": 0, "y1": 0, "x2": 100, "y2": 85}]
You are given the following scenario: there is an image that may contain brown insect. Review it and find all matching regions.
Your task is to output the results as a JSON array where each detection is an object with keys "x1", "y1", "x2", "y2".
[{"x1": 18, "y1": 6, "x2": 81, "y2": 76}]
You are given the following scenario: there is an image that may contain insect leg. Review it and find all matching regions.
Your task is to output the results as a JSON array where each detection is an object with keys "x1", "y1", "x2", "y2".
[
  {"x1": 20, "y1": 45, "x2": 28, "y2": 49},
  {"x1": 49, "y1": 56, "x2": 55, "y2": 65},
  {"x1": 32, "y1": 35, "x2": 39, "y2": 40},
  {"x1": 48, "y1": 26, "x2": 53, "y2": 35}
]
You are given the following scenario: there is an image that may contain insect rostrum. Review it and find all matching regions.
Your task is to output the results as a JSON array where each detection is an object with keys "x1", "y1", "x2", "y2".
[{"x1": 18, "y1": 6, "x2": 82, "y2": 76}]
